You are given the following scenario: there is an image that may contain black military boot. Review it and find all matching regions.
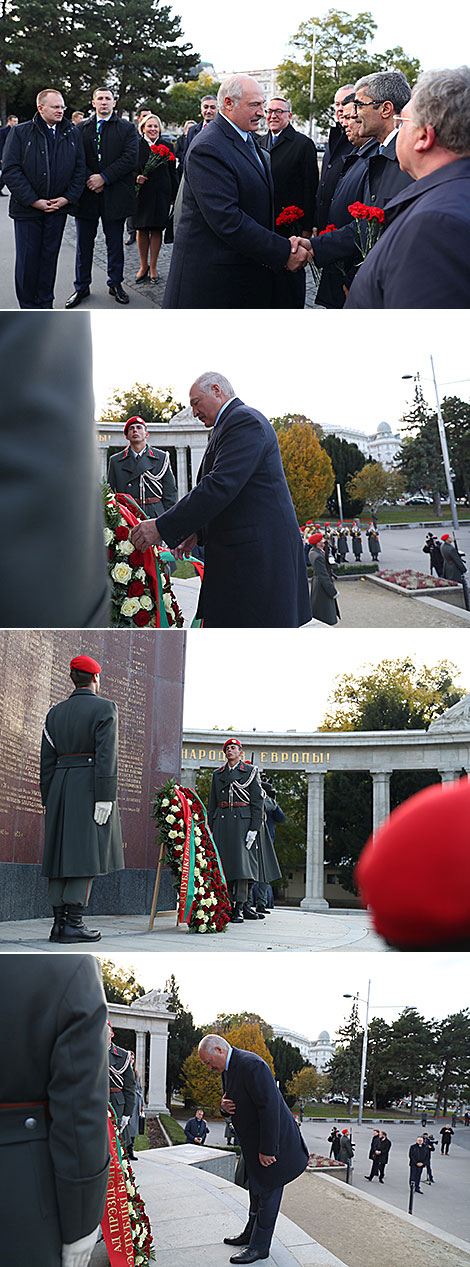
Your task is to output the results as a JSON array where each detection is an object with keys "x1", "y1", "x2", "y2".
[
  {"x1": 242, "y1": 903, "x2": 259, "y2": 920},
  {"x1": 61, "y1": 903, "x2": 101, "y2": 942},
  {"x1": 49, "y1": 905, "x2": 67, "y2": 942},
  {"x1": 230, "y1": 902, "x2": 244, "y2": 923}
]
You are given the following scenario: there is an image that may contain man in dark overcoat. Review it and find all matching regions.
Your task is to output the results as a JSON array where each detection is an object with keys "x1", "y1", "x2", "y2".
[
  {"x1": 0, "y1": 954, "x2": 110, "y2": 1267},
  {"x1": 365, "y1": 1129, "x2": 381, "y2": 1180},
  {"x1": 65, "y1": 87, "x2": 138, "y2": 308},
  {"x1": 184, "y1": 1108, "x2": 210, "y2": 1144},
  {"x1": 378, "y1": 1131, "x2": 391, "y2": 1181},
  {"x1": 314, "y1": 95, "x2": 378, "y2": 308},
  {"x1": 40, "y1": 653, "x2": 124, "y2": 944},
  {"x1": 107, "y1": 415, "x2": 177, "y2": 514},
  {"x1": 182, "y1": 95, "x2": 218, "y2": 156},
  {"x1": 208, "y1": 739, "x2": 262, "y2": 922},
  {"x1": 315, "y1": 85, "x2": 355, "y2": 231},
  {"x1": 346, "y1": 67, "x2": 470, "y2": 308},
  {"x1": 130, "y1": 372, "x2": 311, "y2": 628},
  {"x1": 108, "y1": 1023, "x2": 136, "y2": 1154},
  {"x1": 163, "y1": 75, "x2": 311, "y2": 309},
  {"x1": 2, "y1": 89, "x2": 85, "y2": 309},
  {"x1": 409, "y1": 1136, "x2": 429, "y2": 1192},
  {"x1": 308, "y1": 533, "x2": 339, "y2": 626},
  {"x1": 1, "y1": 314, "x2": 109, "y2": 628},
  {"x1": 199, "y1": 1035, "x2": 309, "y2": 1264},
  {"x1": 258, "y1": 96, "x2": 318, "y2": 308}
]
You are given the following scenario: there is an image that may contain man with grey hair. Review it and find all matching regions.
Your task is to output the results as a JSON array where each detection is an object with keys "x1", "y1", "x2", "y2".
[
  {"x1": 309, "y1": 70, "x2": 413, "y2": 288},
  {"x1": 258, "y1": 95, "x2": 318, "y2": 307},
  {"x1": 130, "y1": 372, "x2": 310, "y2": 627},
  {"x1": 198, "y1": 1034, "x2": 308, "y2": 1263},
  {"x1": 163, "y1": 74, "x2": 312, "y2": 307},
  {"x1": 346, "y1": 66, "x2": 470, "y2": 306},
  {"x1": 315, "y1": 84, "x2": 355, "y2": 230}
]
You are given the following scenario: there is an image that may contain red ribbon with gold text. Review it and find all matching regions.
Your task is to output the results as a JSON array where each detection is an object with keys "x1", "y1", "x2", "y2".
[{"x1": 101, "y1": 1112, "x2": 135, "y2": 1267}]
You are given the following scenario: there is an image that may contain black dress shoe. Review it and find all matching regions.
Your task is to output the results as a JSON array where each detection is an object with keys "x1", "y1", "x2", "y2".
[
  {"x1": 109, "y1": 283, "x2": 129, "y2": 304},
  {"x1": 229, "y1": 1251, "x2": 269, "y2": 1264},
  {"x1": 242, "y1": 904, "x2": 259, "y2": 921},
  {"x1": 223, "y1": 1235, "x2": 251, "y2": 1247},
  {"x1": 65, "y1": 286, "x2": 90, "y2": 309},
  {"x1": 125, "y1": 232, "x2": 136, "y2": 245}
]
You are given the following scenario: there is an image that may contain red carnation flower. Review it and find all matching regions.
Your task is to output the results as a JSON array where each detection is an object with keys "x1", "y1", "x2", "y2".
[
  {"x1": 368, "y1": 206, "x2": 385, "y2": 222},
  {"x1": 128, "y1": 550, "x2": 145, "y2": 567},
  {"x1": 133, "y1": 609, "x2": 151, "y2": 626},
  {"x1": 129, "y1": 579, "x2": 145, "y2": 597},
  {"x1": 318, "y1": 223, "x2": 338, "y2": 235},
  {"x1": 348, "y1": 201, "x2": 371, "y2": 219},
  {"x1": 276, "y1": 204, "x2": 304, "y2": 226},
  {"x1": 115, "y1": 525, "x2": 129, "y2": 540}
]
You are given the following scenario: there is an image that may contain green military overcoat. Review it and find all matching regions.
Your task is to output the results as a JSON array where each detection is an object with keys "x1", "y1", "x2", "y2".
[
  {"x1": 0, "y1": 954, "x2": 110, "y2": 1266},
  {"x1": 208, "y1": 760, "x2": 263, "y2": 883},
  {"x1": 40, "y1": 688, "x2": 124, "y2": 879}
]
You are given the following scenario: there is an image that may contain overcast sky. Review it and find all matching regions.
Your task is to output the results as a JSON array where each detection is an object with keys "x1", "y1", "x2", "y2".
[
  {"x1": 173, "y1": 0, "x2": 468, "y2": 83},
  {"x1": 182, "y1": 629, "x2": 469, "y2": 731},
  {"x1": 105, "y1": 952, "x2": 467, "y2": 1036},
  {"x1": 91, "y1": 312, "x2": 470, "y2": 439}
]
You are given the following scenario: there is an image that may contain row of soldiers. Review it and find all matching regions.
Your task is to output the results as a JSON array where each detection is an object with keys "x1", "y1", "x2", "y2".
[{"x1": 302, "y1": 521, "x2": 381, "y2": 562}]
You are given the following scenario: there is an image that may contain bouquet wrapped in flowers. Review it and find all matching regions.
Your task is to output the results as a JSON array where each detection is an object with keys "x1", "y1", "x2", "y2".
[
  {"x1": 153, "y1": 779, "x2": 232, "y2": 933},
  {"x1": 136, "y1": 142, "x2": 176, "y2": 194},
  {"x1": 102, "y1": 1107, "x2": 155, "y2": 1266},
  {"x1": 103, "y1": 482, "x2": 183, "y2": 628}
]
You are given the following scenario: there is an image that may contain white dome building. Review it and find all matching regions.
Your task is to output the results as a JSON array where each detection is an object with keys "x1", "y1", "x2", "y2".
[{"x1": 271, "y1": 1025, "x2": 335, "y2": 1071}]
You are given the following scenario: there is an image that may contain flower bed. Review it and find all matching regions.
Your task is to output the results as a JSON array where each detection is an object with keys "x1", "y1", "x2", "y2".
[
  {"x1": 153, "y1": 780, "x2": 232, "y2": 933},
  {"x1": 103, "y1": 482, "x2": 183, "y2": 627},
  {"x1": 377, "y1": 569, "x2": 457, "y2": 591},
  {"x1": 307, "y1": 1153, "x2": 345, "y2": 1170}
]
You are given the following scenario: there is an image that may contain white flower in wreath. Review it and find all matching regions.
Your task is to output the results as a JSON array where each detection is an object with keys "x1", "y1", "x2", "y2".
[
  {"x1": 135, "y1": 1256, "x2": 145, "y2": 1265},
  {"x1": 135, "y1": 567, "x2": 147, "y2": 581},
  {"x1": 104, "y1": 527, "x2": 114, "y2": 546},
  {"x1": 117, "y1": 539, "x2": 134, "y2": 556},
  {"x1": 127, "y1": 1183, "x2": 135, "y2": 1196},
  {"x1": 166, "y1": 814, "x2": 176, "y2": 824},
  {"x1": 121, "y1": 596, "x2": 141, "y2": 617},
  {"x1": 161, "y1": 798, "x2": 170, "y2": 807},
  {"x1": 163, "y1": 593, "x2": 174, "y2": 611},
  {"x1": 140, "y1": 594, "x2": 153, "y2": 610},
  {"x1": 168, "y1": 830, "x2": 178, "y2": 839},
  {"x1": 111, "y1": 561, "x2": 132, "y2": 585}
]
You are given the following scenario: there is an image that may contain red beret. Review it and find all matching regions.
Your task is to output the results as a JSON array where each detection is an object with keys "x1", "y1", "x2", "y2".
[
  {"x1": 355, "y1": 779, "x2": 470, "y2": 948},
  {"x1": 341, "y1": 1129, "x2": 349, "y2": 1135},
  {"x1": 306, "y1": 520, "x2": 313, "y2": 526},
  {"x1": 124, "y1": 415, "x2": 147, "y2": 435},
  {"x1": 223, "y1": 737, "x2": 242, "y2": 752},
  {"x1": 70, "y1": 655, "x2": 101, "y2": 674},
  {"x1": 441, "y1": 534, "x2": 451, "y2": 541},
  {"x1": 309, "y1": 533, "x2": 323, "y2": 545}
]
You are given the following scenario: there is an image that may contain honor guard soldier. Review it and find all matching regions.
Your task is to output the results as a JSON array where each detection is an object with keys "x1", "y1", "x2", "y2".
[
  {"x1": 40, "y1": 653, "x2": 125, "y2": 944},
  {"x1": 208, "y1": 738, "x2": 264, "y2": 924},
  {"x1": 107, "y1": 415, "x2": 177, "y2": 516},
  {"x1": 108, "y1": 1022, "x2": 136, "y2": 1154}
]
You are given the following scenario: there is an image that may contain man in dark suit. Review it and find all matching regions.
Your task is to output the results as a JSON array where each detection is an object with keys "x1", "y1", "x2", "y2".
[
  {"x1": 198, "y1": 1035, "x2": 309, "y2": 1263},
  {"x1": 409, "y1": 1136, "x2": 429, "y2": 1192},
  {"x1": 65, "y1": 86, "x2": 139, "y2": 307},
  {"x1": 107, "y1": 415, "x2": 177, "y2": 514},
  {"x1": 315, "y1": 85, "x2": 354, "y2": 231},
  {"x1": 346, "y1": 66, "x2": 470, "y2": 307},
  {"x1": 40, "y1": 653, "x2": 125, "y2": 944},
  {"x1": 2, "y1": 89, "x2": 85, "y2": 308},
  {"x1": 259, "y1": 96, "x2": 318, "y2": 307},
  {"x1": 0, "y1": 112, "x2": 18, "y2": 192},
  {"x1": 0, "y1": 954, "x2": 110, "y2": 1267},
  {"x1": 130, "y1": 372, "x2": 311, "y2": 627},
  {"x1": 314, "y1": 94, "x2": 378, "y2": 308},
  {"x1": 184, "y1": 1108, "x2": 210, "y2": 1144},
  {"x1": 1, "y1": 313, "x2": 109, "y2": 628},
  {"x1": 163, "y1": 74, "x2": 312, "y2": 308},
  {"x1": 208, "y1": 738, "x2": 263, "y2": 923},
  {"x1": 183, "y1": 94, "x2": 218, "y2": 156}
]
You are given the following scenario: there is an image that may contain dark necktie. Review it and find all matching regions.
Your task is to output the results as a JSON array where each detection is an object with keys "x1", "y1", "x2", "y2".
[{"x1": 246, "y1": 131, "x2": 262, "y2": 167}]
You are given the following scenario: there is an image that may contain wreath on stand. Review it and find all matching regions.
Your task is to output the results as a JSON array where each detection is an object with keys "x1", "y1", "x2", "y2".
[
  {"x1": 153, "y1": 780, "x2": 232, "y2": 933},
  {"x1": 103, "y1": 482, "x2": 183, "y2": 628}
]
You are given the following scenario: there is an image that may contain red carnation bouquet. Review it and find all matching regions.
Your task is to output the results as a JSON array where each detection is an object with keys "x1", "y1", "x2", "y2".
[
  {"x1": 347, "y1": 201, "x2": 385, "y2": 258},
  {"x1": 276, "y1": 205, "x2": 305, "y2": 227},
  {"x1": 137, "y1": 142, "x2": 176, "y2": 194}
]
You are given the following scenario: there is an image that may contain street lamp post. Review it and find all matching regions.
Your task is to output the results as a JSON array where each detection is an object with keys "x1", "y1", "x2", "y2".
[
  {"x1": 344, "y1": 981, "x2": 370, "y2": 1127},
  {"x1": 308, "y1": 24, "x2": 316, "y2": 140}
]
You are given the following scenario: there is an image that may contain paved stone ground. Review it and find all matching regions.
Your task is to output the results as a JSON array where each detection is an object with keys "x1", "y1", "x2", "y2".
[{"x1": 0, "y1": 196, "x2": 319, "y2": 309}]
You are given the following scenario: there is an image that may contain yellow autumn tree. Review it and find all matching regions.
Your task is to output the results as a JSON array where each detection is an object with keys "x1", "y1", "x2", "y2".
[
  {"x1": 277, "y1": 422, "x2": 335, "y2": 521},
  {"x1": 181, "y1": 1021, "x2": 275, "y2": 1115},
  {"x1": 286, "y1": 1066, "x2": 331, "y2": 1103}
]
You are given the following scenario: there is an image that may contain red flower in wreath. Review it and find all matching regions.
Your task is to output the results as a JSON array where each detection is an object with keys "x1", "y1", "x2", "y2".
[
  {"x1": 128, "y1": 549, "x2": 145, "y2": 567},
  {"x1": 115, "y1": 525, "x2": 129, "y2": 541},
  {"x1": 133, "y1": 609, "x2": 150, "y2": 626},
  {"x1": 129, "y1": 579, "x2": 145, "y2": 597}
]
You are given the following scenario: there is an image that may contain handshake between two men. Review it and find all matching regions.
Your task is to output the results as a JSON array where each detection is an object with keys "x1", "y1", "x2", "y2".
[{"x1": 285, "y1": 235, "x2": 314, "y2": 272}]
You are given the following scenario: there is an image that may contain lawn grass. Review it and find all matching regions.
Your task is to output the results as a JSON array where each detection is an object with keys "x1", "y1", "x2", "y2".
[
  {"x1": 161, "y1": 1114, "x2": 187, "y2": 1144},
  {"x1": 298, "y1": 1104, "x2": 420, "y2": 1120}
]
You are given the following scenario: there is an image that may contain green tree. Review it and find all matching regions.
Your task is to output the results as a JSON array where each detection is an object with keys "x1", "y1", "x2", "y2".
[
  {"x1": 441, "y1": 397, "x2": 470, "y2": 506},
  {"x1": 165, "y1": 974, "x2": 203, "y2": 1107},
  {"x1": 101, "y1": 381, "x2": 183, "y2": 427},
  {"x1": 267, "y1": 1036, "x2": 306, "y2": 1100},
  {"x1": 320, "y1": 434, "x2": 366, "y2": 517},
  {"x1": 277, "y1": 10, "x2": 420, "y2": 128},
  {"x1": 100, "y1": 957, "x2": 146, "y2": 1004},
  {"x1": 277, "y1": 420, "x2": 335, "y2": 521},
  {"x1": 398, "y1": 383, "x2": 447, "y2": 515},
  {"x1": 433, "y1": 1011, "x2": 470, "y2": 1115},
  {"x1": 286, "y1": 1065, "x2": 330, "y2": 1104},
  {"x1": 166, "y1": 74, "x2": 219, "y2": 126},
  {"x1": 326, "y1": 999, "x2": 363, "y2": 1111},
  {"x1": 364, "y1": 1017, "x2": 404, "y2": 1110},
  {"x1": 387, "y1": 1009, "x2": 436, "y2": 1112},
  {"x1": 346, "y1": 460, "x2": 404, "y2": 512},
  {"x1": 215, "y1": 1013, "x2": 273, "y2": 1040}
]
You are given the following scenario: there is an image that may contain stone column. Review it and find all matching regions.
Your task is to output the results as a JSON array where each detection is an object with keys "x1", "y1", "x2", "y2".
[
  {"x1": 372, "y1": 771, "x2": 392, "y2": 834},
  {"x1": 183, "y1": 768, "x2": 197, "y2": 790},
  {"x1": 135, "y1": 1031, "x2": 146, "y2": 1094},
  {"x1": 147, "y1": 1028, "x2": 169, "y2": 1114},
  {"x1": 176, "y1": 446, "x2": 188, "y2": 497},
  {"x1": 99, "y1": 448, "x2": 108, "y2": 480},
  {"x1": 300, "y1": 772, "x2": 329, "y2": 910},
  {"x1": 190, "y1": 444, "x2": 206, "y2": 485}
]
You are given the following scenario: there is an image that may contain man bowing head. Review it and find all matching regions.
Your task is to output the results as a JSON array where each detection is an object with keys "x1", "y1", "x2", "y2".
[{"x1": 198, "y1": 1035, "x2": 308, "y2": 1262}]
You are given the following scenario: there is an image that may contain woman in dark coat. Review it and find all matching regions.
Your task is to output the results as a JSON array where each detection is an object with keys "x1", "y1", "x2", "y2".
[
  {"x1": 134, "y1": 114, "x2": 177, "y2": 283},
  {"x1": 309, "y1": 533, "x2": 339, "y2": 625}
]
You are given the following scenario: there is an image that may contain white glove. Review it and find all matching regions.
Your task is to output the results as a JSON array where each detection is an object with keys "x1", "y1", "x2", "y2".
[
  {"x1": 62, "y1": 1226, "x2": 99, "y2": 1267},
  {"x1": 120, "y1": 1114, "x2": 130, "y2": 1130},
  {"x1": 94, "y1": 801, "x2": 112, "y2": 825},
  {"x1": 245, "y1": 830, "x2": 257, "y2": 850}
]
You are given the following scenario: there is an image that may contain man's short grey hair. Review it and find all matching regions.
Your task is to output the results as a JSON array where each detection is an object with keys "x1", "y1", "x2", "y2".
[
  {"x1": 201, "y1": 94, "x2": 217, "y2": 104},
  {"x1": 269, "y1": 95, "x2": 292, "y2": 111},
  {"x1": 336, "y1": 84, "x2": 355, "y2": 96},
  {"x1": 194, "y1": 371, "x2": 235, "y2": 396},
  {"x1": 355, "y1": 71, "x2": 411, "y2": 112},
  {"x1": 410, "y1": 67, "x2": 470, "y2": 155},
  {"x1": 217, "y1": 76, "x2": 247, "y2": 110},
  {"x1": 198, "y1": 1034, "x2": 231, "y2": 1055}
]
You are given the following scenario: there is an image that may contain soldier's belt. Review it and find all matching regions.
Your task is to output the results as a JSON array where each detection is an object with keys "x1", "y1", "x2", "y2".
[
  {"x1": 144, "y1": 497, "x2": 161, "y2": 504},
  {"x1": 218, "y1": 801, "x2": 247, "y2": 808},
  {"x1": 0, "y1": 1100, "x2": 49, "y2": 1110},
  {"x1": 56, "y1": 753, "x2": 95, "y2": 768}
]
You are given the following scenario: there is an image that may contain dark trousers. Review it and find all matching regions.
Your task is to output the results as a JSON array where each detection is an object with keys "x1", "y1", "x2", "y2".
[
  {"x1": 74, "y1": 216, "x2": 125, "y2": 288},
  {"x1": 243, "y1": 1184, "x2": 284, "y2": 1253},
  {"x1": 441, "y1": 1141, "x2": 451, "y2": 1154},
  {"x1": 410, "y1": 1164, "x2": 423, "y2": 1189},
  {"x1": 14, "y1": 213, "x2": 67, "y2": 308}
]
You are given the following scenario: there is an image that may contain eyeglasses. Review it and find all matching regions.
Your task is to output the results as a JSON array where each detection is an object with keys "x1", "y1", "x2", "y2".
[
  {"x1": 266, "y1": 108, "x2": 289, "y2": 116},
  {"x1": 354, "y1": 98, "x2": 387, "y2": 110},
  {"x1": 393, "y1": 114, "x2": 415, "y2": 129}
]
